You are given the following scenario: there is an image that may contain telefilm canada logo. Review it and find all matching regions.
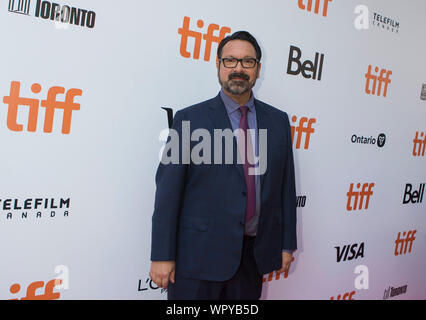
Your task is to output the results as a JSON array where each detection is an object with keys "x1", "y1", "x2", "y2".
[
  {"x1": 1, "y1": 197, "x2": 71, "y2": 221},
  {"x1": 371, "y1": 11, "x2": 400, "y2": 33},
  {"x1": 354, "y1": 5, "x2": 400, "y2": 34},
  {"x1": 7, "y1": 0, "x2": 96, "y2": 29}
]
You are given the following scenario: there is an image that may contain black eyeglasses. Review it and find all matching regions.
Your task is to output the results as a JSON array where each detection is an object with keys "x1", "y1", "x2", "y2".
[{"x1": 220, "y1": 57, "x2": 259, "y2": 69}]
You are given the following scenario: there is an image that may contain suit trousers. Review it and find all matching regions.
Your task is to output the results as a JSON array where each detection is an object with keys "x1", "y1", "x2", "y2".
[{"x1": 167, "y1": 236, "x2": 263, "y2": 300}]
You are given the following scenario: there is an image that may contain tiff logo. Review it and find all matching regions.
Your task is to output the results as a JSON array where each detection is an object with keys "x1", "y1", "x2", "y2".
[
  {"x1": 178, "y1": 16, "x2": 231, "y2": 62},
  {"x1": 330, "y1": 291, "x2": 355, "y2": 300},
  {"x1": 290, "y1": 115, "x2": 316, "y2": 150},
  {"x1": 298, "y1": 0, "x2": 333, "y2": 17},
  {"x1": 365, "y1": 65, "x2": 392, "y2": 97},
  {"x1": 412, "y1": 131, "x2": 426, "y2": 157},
  {"x1": 346, "y1": 183, "x2": 374, "y2": 211},
  {"x1": 2, "y1": 81, "x2": 82, "y2": 134},
  {"x1": 8, "y1": 0, "x2": 30, "y2": 15},
  {"x1": 394, "y1": 230, "x2": 416, "y2": 256},
  {"x1": 9, "y1": 265, "x2": 69, "y2": 300}
]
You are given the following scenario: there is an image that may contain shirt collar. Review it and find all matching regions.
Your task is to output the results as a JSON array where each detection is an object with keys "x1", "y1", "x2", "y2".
[{"x1": 220, "y1": 89, "x2": 255, "y2": 115}]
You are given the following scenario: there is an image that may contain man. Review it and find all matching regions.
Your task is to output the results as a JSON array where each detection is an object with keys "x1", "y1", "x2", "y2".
[{"x1": 150, "y1": 31, "x2": 297, "y2": 300}]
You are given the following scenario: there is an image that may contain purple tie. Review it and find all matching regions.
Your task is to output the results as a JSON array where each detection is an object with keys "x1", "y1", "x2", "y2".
[{"x1": 238, "y1": 106, "x2": 256, "y2": 222}]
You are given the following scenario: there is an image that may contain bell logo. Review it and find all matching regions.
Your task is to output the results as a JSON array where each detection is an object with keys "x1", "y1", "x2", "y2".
[
  {"x1": 298, "y1": 0, "x2": 333, "y2": 17},
  {"x1": 364, "y1": 65, "x2": 392, "y2": 97},
  {"x1": 403, "y1": 183, "x2": 425, "y2": 204},
  {"x1": 178, "y1": 16, "x2": 231, "y2": 62},
  {"x1": 346, "y1": 183, "x2": 374, "y2": 211},
  {"x1": 290, "y1": 115, "x2": 316, "y2": 150},
  {"x1": 286, "y1": 45, "x2": 325, "y2": 81},
  {"x1": 394, "y1": 230, "x2": 416, "y2": 256},
  {"x1": 2, "y1": 81, "x2": 82, "y2": 134},
  {"x1": 412, "y1": 131, "x2": 426, "y2": 157}
]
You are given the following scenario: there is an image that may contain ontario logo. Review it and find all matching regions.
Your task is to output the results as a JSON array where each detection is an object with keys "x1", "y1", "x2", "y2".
[{"x1": 351, "y1": 133, "x2": 386, "y2": 148}]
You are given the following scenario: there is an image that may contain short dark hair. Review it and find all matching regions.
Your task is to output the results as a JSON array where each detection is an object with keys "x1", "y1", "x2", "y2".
[{"x1": 217, "y1": 31, "x2": 262, "y2": 61}]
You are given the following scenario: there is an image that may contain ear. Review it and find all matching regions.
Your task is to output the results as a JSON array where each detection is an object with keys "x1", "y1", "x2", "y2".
[
  {"x1": 216, "y1": 56, "x2": 220, "y2": 71},
  {"x1": 256, "y1": 62, "x2": 262, "y2": 79}
]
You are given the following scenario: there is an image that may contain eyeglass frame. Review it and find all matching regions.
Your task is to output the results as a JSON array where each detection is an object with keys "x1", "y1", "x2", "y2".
[{"x1": 219, "y1": 57, "x2": 260, "y2": 69}]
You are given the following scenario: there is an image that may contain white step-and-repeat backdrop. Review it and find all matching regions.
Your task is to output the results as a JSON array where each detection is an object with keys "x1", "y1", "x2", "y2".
[{"x1": 1, "y1": 0, "x2": 425, "y2": 300}]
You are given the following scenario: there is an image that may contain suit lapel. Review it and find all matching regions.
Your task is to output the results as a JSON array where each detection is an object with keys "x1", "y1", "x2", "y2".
[
  {"x1": 207, "y1": 95, "x2": 272, "y2": 191},
  {"x1": 208, "y1": 94, "x2": 245, "y2": 181},
  {"x1": 254, "y1": 99, "x2": 270, "y2": 192}
]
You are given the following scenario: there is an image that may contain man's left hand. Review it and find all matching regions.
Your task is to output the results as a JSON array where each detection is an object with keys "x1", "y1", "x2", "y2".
[{"x1": 275, "y1": 251, "x2": 293, "y2": 274}]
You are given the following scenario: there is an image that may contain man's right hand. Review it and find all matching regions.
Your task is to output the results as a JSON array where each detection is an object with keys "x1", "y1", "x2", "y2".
[{"x1": 149, "y1": 261, "x2": 175, "y2": 289}]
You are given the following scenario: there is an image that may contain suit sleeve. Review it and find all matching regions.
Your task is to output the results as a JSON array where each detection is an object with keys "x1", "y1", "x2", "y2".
[
  {"x1": 281, "y1": 113, "x2": 297, "y2": 251},
  {"x1": 151, "y1": 110, "x2": 187, "y2": 261}
]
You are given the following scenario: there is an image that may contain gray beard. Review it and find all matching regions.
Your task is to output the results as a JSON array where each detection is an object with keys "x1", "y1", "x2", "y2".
[{"x1": 219, "y1": 78, "x2": 255, "y2": 96}]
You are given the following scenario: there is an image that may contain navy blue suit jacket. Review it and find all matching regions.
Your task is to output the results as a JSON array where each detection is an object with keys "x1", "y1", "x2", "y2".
[{"x1": 151, "y1": 94, "x2": 297, "y2": 281}]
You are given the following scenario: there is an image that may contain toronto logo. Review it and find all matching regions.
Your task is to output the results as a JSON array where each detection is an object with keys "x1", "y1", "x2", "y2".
[
  {"x1": 8, "y1": 0, "x2": 31, "y2": 15},
  {"x1": 7, "y1": 0, "x2": 96, "y2": 29}
]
